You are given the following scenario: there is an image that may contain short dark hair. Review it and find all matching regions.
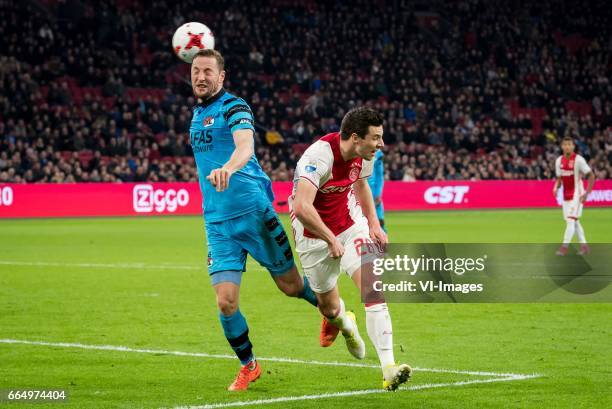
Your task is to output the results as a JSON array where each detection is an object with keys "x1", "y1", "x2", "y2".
[
  {"x1": 561, "y1": 135, "x2": 574, "y2": 143},
  {"x1": 340, "y1": 107, "x2": 384, "y2": 140},
  {"x1": 192, "y1": 49, "x2": 225, "y2": 71}
]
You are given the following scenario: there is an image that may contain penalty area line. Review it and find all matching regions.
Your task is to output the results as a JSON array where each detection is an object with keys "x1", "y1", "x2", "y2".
[
  {"x1": 168, "y1": 375, "x2": 542, "y2": 409},
  {"x1": 0, "y1": 338, "x2": 539, "y2": 379}
]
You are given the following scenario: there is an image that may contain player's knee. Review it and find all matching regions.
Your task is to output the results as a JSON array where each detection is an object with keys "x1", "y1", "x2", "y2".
[
  {"x1": 319, "y1": 305, "x2": 339, "y2": 319},
  {"x1": 216, "y1": 295, "x2": 238, "y2": 316},
  {"x1": 276, "y1": 280, "x2": 302, "y2": 298},
  {"x1": 317, "y1": 300, "x2": 340, "y2": 319},
  {"x1": 364, "y1": 302, "x2": 388, "y2": 312}
]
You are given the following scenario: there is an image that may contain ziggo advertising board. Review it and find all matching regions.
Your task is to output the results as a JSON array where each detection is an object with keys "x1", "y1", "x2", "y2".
[{"x1": 0, "y1": 180, "x2": 611, "y2": 218}]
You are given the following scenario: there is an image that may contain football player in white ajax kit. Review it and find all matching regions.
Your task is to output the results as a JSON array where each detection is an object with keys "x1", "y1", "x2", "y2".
[
  {"x1": 290, "y1": 107, "x2": 412, "y2": 391},
  {"x1": 553, "y1": 136, "x2": 595, "y2": 256}
]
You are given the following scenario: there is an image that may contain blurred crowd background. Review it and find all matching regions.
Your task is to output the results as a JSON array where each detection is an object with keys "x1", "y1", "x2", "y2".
[{"x1": 1, "y1": 0, "x2": 610, "y2": 184}]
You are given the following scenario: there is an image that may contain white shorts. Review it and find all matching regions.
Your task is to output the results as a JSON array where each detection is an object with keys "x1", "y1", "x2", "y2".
[
  {"x1": 289, "y1": 194, "x2": 373, "y2": 294},
  {"x1": 562, "y1": 199, "x2": 583, "y2": 221}
]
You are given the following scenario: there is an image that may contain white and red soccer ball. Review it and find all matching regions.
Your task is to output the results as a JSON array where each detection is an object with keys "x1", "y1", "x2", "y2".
[{"x1": 172, "y1": 22, "x2": 215, "y2": 63}]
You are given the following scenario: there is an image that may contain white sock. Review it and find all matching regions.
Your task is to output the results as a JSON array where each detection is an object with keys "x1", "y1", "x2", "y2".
[
  {"x1": 365, "y1": 303, "x2": 395, "y2": 369},
  {"x1": 575, "y1": 220, "x2": 587, "y2": 244},
  {"x1": 326, "y1": 298, "x2": 354, "y2": 335},
  {"x1": 563, "y1": 220, "x2": 576, "y2": 244}
]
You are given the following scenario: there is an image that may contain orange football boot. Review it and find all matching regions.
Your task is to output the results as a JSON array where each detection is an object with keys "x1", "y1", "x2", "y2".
[
  {"x1": 228, "y1": 361, "x2": 261, "y2": 391},
  {"x1": 320, "y1": 317, "x2": 340, "y2": 347}
]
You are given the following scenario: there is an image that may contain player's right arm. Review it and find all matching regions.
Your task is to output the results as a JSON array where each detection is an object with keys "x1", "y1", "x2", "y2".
[
  {"x1": 207, "y1": 99, "x2": 256, "y2": 191},
  {"x1": 552, "y1": 177, "x2": 562, "y2": 197},
  {"x1": 553, "y1": 157, "x2": 562, "y2": 197},
  {"x1": 207, "y1": 129, "x2": 254, "y2": 191},
  {"x1": 293, "y1": 179, "x2": 344, "y2": 259}
]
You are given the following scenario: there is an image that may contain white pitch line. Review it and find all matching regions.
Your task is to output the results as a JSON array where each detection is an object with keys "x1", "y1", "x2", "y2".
[
  {"x1": 169, "y1": 375, "x2": 541, "y2": 409},
  {"x1": 0, "y1": 339, "x2": 536, "y2": 378},
  {"x1": 0, "y1": 260, "x2": 202, "y2": 271},
  {"x1": 6, "y1": 260, "x2": 602, "y2": 283},
  {"x1": 0, "y1": 338, "x2": 542, "y2": 408}
]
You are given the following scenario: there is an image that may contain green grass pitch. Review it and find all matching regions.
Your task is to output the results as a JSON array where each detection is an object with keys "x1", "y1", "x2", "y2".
[{"x1": 1, "y1": 209, "x2": 611, "y2": 408}]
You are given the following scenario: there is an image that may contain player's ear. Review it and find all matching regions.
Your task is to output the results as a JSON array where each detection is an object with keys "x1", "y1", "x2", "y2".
[{"x1": 219, "y1": 70, "x2": 226, "y2": 83}]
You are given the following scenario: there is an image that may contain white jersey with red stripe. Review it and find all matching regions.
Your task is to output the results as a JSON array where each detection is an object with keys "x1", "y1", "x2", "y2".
[
  {"x1": 292, "y1": 132, "x2": 373, "y2": 238},
  {"x1": 555, "y1": 153, "x2": 591, "y2": 201}
]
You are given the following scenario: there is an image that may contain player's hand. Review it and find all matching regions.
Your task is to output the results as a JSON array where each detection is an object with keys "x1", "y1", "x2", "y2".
[
  {"x1": 580, "y1": 193, "x2": 588, "y2": 203},
  {"x1": 374, "y1": 197, "x2": 382, "y2": 206},
  {"x1": 207, "y1": 167, "x2": 233, "y2": 192},
  {"x1": 369, "y1": 224, "x2": 388, "y2": 247},
  {"x1": 552, "y1": 188, "x2": 558, "y2": 198},
  {"x1": 328, "y1": 238, "x2": 345, "y2": 259}
]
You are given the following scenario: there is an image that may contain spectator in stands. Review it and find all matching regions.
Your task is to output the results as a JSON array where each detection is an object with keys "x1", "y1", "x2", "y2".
[{"x1": 0, "y1": 0, "x2": 610, "y2": 184}]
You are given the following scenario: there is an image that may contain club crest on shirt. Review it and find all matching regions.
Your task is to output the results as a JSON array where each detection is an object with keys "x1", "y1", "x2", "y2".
[
  {"x1": 203, "y1": 116, "x2": 215, "y2": 127},
  {"x1": 349, "y1": 166, "x2": 360, "y2": 181}
]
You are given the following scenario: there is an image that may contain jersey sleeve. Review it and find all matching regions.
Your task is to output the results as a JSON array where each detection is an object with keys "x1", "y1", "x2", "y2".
[
  {"x1": 295, "y1": 143, "x2": 333, "y2": 188},
  {"x1": 555, "y1": 157, "x2": 562, "y2": 178},
  {"x1": 576, "y1": 155, "x2": 592, "y2": 175},
  {"x1": 223, "y1": 98, "x2": 255, "y2": 134}
]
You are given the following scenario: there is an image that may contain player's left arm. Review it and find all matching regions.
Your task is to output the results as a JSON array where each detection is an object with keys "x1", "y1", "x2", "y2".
[
  {"x1": 354, "y1": 178, "x2": 387, "y2": 245},
  {"x1": 579, "y1": 156, "x2": 595, "y2": 203},
  {"x1": 581, "y1": 171, "x2": 595, "y2": 203}
]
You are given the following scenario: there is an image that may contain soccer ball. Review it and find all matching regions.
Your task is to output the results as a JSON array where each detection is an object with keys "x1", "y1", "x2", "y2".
[{"x1": 172, "y1": 22, "x2": 215, "y2": 63}]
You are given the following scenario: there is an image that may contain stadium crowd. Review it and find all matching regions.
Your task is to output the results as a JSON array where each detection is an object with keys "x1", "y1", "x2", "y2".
[{"x1": 0, "y1": 0, "x2": 610, "y2": 184}]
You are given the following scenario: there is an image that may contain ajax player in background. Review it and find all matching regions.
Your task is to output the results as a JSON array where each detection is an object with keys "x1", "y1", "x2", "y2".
[
  {"x1": 553, "y1": 136, "x2": 595, "y2": 255},
  {"x1": 290, "y1": 107, "x2": 412, "y2": 391},
  {"x1": 188, "y1": 49, "x2": 320, "y2": 390}
]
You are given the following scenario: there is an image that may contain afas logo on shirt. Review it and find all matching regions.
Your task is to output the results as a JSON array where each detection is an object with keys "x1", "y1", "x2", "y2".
[{"x1": 203, "y1": 117, "x2": 215, "y2": 127}]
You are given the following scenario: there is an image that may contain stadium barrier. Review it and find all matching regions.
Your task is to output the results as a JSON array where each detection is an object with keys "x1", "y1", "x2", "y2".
[{"x1": 0, "y1": 180, "x2": 611, "y2": 218}]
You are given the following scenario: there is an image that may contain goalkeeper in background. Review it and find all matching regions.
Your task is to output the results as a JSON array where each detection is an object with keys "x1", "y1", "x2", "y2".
[{"x1": 368, "y1": 149, "x2": 386, "y2": 231}]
